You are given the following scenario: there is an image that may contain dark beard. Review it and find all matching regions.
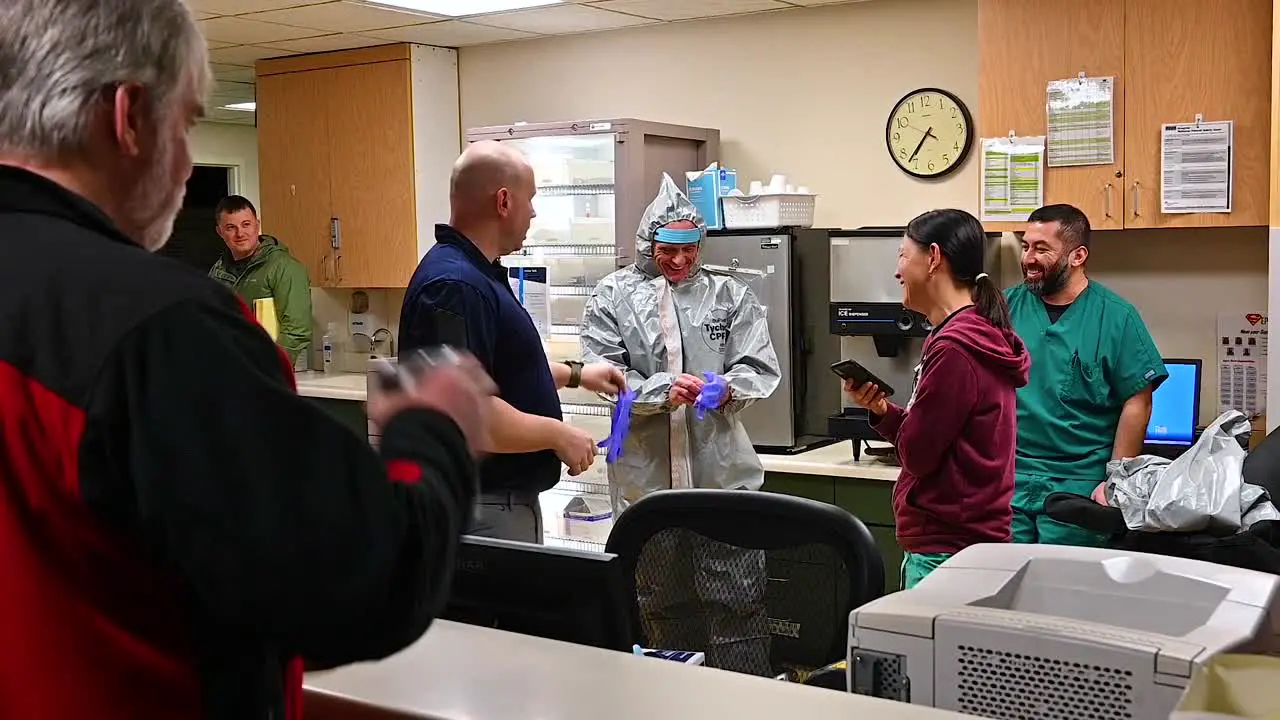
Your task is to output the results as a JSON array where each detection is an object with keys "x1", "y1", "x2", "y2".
[{"x1": 1024, "y1": 255, "x2": 1070, "y2": 297}]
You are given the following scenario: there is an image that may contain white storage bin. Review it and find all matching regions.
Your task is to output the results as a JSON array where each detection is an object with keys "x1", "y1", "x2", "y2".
[{"x1": 722, "y1": 193, "x2": 817, "y2": 229}]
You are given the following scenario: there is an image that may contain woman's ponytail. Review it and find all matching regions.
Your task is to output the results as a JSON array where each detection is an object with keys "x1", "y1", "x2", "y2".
[{"x1": 971, "y1": 272, "x2": 1012, "y2": 331}]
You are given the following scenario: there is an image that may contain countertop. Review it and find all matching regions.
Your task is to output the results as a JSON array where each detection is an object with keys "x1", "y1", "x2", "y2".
[
  {"x1": 293, "y1": 372, "x2": 898, "y2": 483},
  {"x1": 295, "y1": 371, "x2": 369, "y2": 402},
  {"x1": 304, "y1": 620, "x2": 968, "y2": 720}
]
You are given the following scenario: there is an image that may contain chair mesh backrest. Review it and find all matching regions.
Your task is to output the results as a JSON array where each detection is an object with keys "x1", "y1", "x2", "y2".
[{"x1": 607, "y1": 489, "x2": 883, "y2": 679}]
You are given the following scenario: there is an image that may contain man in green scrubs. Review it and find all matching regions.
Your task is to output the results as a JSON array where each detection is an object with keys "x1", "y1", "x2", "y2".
[{"x1": 1005, "y1": 204, "x2": 1167, "y2": 546}]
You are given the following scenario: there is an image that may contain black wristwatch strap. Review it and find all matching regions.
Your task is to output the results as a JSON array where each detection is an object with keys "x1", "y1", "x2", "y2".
[{"x1": 564, "y1": 360, "x2": 583, "y2": 389}]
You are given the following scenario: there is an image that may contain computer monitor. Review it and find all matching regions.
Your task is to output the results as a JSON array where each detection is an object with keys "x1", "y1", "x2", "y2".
[
  {"x1": 442, "y1": 535, "x2": 634, "y2": 652},
  {"x1": 1145, "y1": 358, "x2": 1202, "y2": 445}
]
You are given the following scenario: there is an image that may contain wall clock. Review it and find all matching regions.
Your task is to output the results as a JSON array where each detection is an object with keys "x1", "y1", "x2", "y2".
[{"x1": 886, "y1": 87, "x2": 974, "y2": 180}]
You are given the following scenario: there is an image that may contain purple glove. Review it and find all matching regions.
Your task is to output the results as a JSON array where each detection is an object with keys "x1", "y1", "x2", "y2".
[
  {"x1": 694, "y1": 373, "x2": 728, "y2": 421},
  {"x1": 598, "y1": 387, "x2": 636, "y2": 464}
]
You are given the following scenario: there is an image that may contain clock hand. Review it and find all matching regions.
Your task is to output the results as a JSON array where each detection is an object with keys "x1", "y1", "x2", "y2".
[
  {"x1": 925, "y1": 127, "x2": 938, "y2": 142},
  {"x1": 907, "y1": 131, "x2": 929, "y2": 163}
]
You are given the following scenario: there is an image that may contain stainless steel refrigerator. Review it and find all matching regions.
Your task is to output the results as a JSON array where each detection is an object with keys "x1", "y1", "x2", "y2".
[{"x1": 701, "y1": 228, "x2": 842, "y2": 453}]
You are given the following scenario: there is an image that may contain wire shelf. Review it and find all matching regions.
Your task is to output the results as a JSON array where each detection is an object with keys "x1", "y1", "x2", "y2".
[
  {"x1": 561, "y1": 403, "x2": 611, "y2": 417},
  {"x1": 544, "y1": 534, "x2": 606, "y2": 551},
  {"x1": 517, "y1": 243, "x2": 617, "y2": 257},
  {"x1": 537, "y1": 183, "x2": 615, "y2": 197}
]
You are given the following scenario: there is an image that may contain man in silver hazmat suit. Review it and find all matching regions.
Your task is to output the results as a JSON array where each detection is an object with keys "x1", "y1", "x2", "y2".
[{"x1": 580, "y1": 173, "x2": 781, "y2": 676}]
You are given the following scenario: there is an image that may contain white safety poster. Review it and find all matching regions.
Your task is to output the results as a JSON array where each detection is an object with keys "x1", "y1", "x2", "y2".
[
  {"x1": 1217, "y1": 311, "x2": 1267, "y2": 417},
  {"x1": 1045, "y1": 75, "x2": 1115, "y2": 167},
  {"x1": 979, "y1": 135, "x2": 1045, "y2": 223},
  {"x1": 1161, "y1": 120, "x2": 1234, "y2": 214},
  {"x1": 508, "y1": 265, "x2": 550, "y2": 339}
]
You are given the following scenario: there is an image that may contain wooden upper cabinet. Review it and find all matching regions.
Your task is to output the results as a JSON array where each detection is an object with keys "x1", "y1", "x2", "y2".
[
  {"x1": 256, "y1": 71, "x2": 334, "y2": 287},
  {"x1": 978, "y1": 0, "x2": 1126, "y2": 232},
  {"x1": 1123, "y1": 0, "x2": 1272, "y2": 228},
  {"x1": 978, "y1": 0, "x2": 1271, "y2": 230},
  {"x1": 323, "y1": 60, "x2": 417, "y2": 289},
  {"x1": 256, "y1": 44, "x2": 448, "y2": 290}
]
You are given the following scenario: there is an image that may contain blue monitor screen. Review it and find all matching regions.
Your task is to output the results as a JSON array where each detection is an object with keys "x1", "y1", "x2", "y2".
[{"x1": 1146, "y1": 361, "x2": 1199, "y2": 445}]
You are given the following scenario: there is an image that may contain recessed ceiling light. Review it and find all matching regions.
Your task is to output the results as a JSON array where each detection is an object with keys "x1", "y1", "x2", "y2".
[
  {"x1": 352, "y1": 0, "x2": 562, "y2": 17},
  {"x1": 222, "y1": 102, "x2": 256, "y2": 112}
]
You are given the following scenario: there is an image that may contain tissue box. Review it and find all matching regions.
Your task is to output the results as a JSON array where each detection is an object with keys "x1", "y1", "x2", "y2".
[{"x1": 685, "y1": 163, "x2": 737, "y2": 230}]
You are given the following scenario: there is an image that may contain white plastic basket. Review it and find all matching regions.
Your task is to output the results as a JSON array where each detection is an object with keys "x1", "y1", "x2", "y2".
[{"x1": 722, "y1": 193, "x2": 817, "y2": 229}]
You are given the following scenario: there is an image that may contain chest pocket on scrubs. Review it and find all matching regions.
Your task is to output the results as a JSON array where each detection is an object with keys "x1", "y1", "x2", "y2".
[{"x1": 1057, "y1": 349, "x2": 1109, "y2": 409}]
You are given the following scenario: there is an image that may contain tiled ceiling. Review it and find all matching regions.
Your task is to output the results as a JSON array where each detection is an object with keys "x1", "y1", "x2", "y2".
[{"x1": 194, "y1": 0, "x2": 864, "y2": 125}]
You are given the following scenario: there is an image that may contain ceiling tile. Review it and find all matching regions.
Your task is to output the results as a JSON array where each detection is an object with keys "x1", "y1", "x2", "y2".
[
  {"x1": 208, "y1": 44, "x2": 296, "y2": 67},
  {"x1": 260, "y1": 33, "x2": 390, "y2": 53},
  {"x1": 210, "y1": 63, "x2": 257, "y2": 82},
  {"x1": 213, "y1": 79, "x2": 255, "y2": 95},
  {"x1": 365, "y1": 20, "x2": 535, "y2": 46},
  {"x1": 200, "y1": 16, "x2": 327, "y2": 44},
  {"x1": 185, "y1": 0, "x2": 328, "y2": 16},
  {"x1": 204, "y1": 108, "x2": 256, "y2": 124},
  {"x1": 587, "y1": 0, "x2": 789, "y2": 21},
  {"x1": 472, "y1": 3, "x2": 655, "y2": 33},
  {"x1": 243, "y1": 1, "x2": 440, "y2": 33}
]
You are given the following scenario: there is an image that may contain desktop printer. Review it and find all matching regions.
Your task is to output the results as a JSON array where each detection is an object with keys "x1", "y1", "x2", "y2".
[{"x1": 848, "y1": 544, "x2": 1280, "y2": 719}]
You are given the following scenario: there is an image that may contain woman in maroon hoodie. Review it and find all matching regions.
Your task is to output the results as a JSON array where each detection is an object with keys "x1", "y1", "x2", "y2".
[{"x1": 846, "y1": 209, "x2": 1030, "y2": 589}]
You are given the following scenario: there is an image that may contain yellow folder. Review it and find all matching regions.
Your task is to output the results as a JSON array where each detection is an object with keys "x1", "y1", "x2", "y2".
[{"x1": 253, "y1": 297, "x2": 279, "y2": 341}]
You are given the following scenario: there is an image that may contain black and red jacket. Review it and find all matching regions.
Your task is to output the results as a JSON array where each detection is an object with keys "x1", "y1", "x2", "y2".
[{"x1": 0, "y1": 166, "x2": 477, "y2": 718}]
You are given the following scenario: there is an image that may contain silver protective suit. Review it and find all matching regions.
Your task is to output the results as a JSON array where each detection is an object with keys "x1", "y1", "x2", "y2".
[
  {"x1": 579, "y1": 173, "x2": 781, "y2": 515},
  {"x1": 580, "y1": 174, "x2": 781, "y2": 676}
]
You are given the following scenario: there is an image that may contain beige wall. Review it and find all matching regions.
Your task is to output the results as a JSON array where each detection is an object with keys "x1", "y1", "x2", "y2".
[
  {"x1": 191, "y1": 121, "x2": 259, "y2": 210},
  {"x1": 459, "y1": 0, "x2": 1266, "y2": 422}
]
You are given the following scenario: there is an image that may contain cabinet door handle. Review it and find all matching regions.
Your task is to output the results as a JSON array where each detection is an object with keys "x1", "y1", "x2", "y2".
[
  {"x1": 320, "y1": 254, "x2": 330, "y2": 283},
  {"x1": 335, "y1": 253, "x2": 343, "y2": 283},
  {"x1": 1131, "y1": 181, "x2": 1142, "y2": 217},
  {"x1": 1103, "y1": 183, "x2": 1113, "y2": 218}
]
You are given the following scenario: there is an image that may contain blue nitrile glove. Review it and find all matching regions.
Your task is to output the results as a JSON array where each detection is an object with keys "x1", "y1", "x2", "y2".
[
  {"x1": 694, "y1": 372, "x2": 728, "y2": 420},
  {"x1": 598, "y1": 387, "x2": 636, "y2": 464}
]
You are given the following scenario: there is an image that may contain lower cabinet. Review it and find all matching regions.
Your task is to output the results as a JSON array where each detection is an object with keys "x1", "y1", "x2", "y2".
[{"x1": 762, "y1": 472, "x2": 901, "y2": 593}]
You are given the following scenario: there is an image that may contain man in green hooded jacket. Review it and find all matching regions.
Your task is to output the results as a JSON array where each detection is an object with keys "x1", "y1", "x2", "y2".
[{"x1": 209, "y1": 195, "x2": 313, "y2": 363}]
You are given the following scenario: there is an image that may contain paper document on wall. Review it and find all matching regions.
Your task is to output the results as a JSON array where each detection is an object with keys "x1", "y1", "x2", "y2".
[
  {"x1": 508, "y1": 266, "x2": 550, "y2": 339},
  {"x1": 980, "y1": 135, "x2": 1045, "y2": 223},
  {"x1": 1217, "y1": 311, "x2": 1267, "y2": 417},
  {"x1": 1045, "y1": 76, "x2": 1115, "y2": 167},
  {"x1": 1161, "y1": 120, "x2": 1233, "y2": 213}
]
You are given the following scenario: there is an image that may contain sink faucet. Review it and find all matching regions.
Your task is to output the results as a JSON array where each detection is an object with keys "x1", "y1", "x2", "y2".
[{"x1": 371, "y1": 327, "x2": 395, "y2": 358}]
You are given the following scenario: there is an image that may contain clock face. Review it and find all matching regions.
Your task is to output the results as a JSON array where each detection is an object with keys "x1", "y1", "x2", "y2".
[{"x1": 886, "y1": 88, "x2": 973, "y2": 179}]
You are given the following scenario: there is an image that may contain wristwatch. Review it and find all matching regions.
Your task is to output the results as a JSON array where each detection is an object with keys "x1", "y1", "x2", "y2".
[{"x1": 563, "y1": 360, "x2": 584, "y2": 389}]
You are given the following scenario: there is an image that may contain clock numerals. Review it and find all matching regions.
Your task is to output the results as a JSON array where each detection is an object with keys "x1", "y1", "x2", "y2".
[{"x1": 888, "y1": 88, "x2": 971, "y2": 178}]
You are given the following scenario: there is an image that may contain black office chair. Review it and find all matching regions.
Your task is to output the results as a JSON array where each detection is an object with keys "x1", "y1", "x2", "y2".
[
  {"x1": 1044, "y1": 424, "x2": 1280, "y2": 575},
  {"x1": 605, "y1": 489, "x2": 884, "y2": 681}
]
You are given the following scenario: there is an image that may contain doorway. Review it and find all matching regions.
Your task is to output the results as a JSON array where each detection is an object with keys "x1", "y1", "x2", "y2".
[{"x1": 160, "y1": 165, "x2": 233, "y2": 272}]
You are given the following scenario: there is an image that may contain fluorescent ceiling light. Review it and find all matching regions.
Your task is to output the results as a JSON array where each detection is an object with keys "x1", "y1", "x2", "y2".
[
  {"x1": 221, "y1": 102, "x2": 256, "y2": 112},
  {"x1": 356, "y1": 0, "x2": 563, "y2": 17}
]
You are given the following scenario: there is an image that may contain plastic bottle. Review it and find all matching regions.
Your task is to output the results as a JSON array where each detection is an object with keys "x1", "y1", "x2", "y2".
[{"x1": 322, "y1": 322, "x2": 336, "y2": 374}]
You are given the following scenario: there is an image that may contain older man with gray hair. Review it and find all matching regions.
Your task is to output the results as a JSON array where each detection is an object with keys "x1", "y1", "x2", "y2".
[{"x1": 0, "y1": 1, "x2": 493, "y2": 718}]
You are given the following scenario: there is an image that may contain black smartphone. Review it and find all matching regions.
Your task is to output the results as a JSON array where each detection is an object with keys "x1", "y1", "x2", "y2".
[{"x1": 830, "y1": 359, "x2": 896, "y2": 398}]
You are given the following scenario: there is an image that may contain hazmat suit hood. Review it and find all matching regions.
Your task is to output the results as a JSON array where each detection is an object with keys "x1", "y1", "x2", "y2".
[{"x1": 634, "y1": 173, "x2": 705, "y2": 280}]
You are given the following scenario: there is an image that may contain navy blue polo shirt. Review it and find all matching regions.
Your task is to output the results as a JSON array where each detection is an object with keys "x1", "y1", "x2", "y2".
[{"x1": 398, "y1": 224, "x2": 563, "y2": 494}]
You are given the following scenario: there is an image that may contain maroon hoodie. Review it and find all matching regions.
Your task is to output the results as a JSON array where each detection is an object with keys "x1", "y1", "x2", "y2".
[{"x1": 872, "y1": 306, "x2": 1030, "y2": 554}]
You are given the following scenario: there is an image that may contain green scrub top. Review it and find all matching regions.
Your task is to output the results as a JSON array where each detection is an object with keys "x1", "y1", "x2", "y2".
[{"x1": 1006, "y1": 281, "x2": 1167, "y2": 482}]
